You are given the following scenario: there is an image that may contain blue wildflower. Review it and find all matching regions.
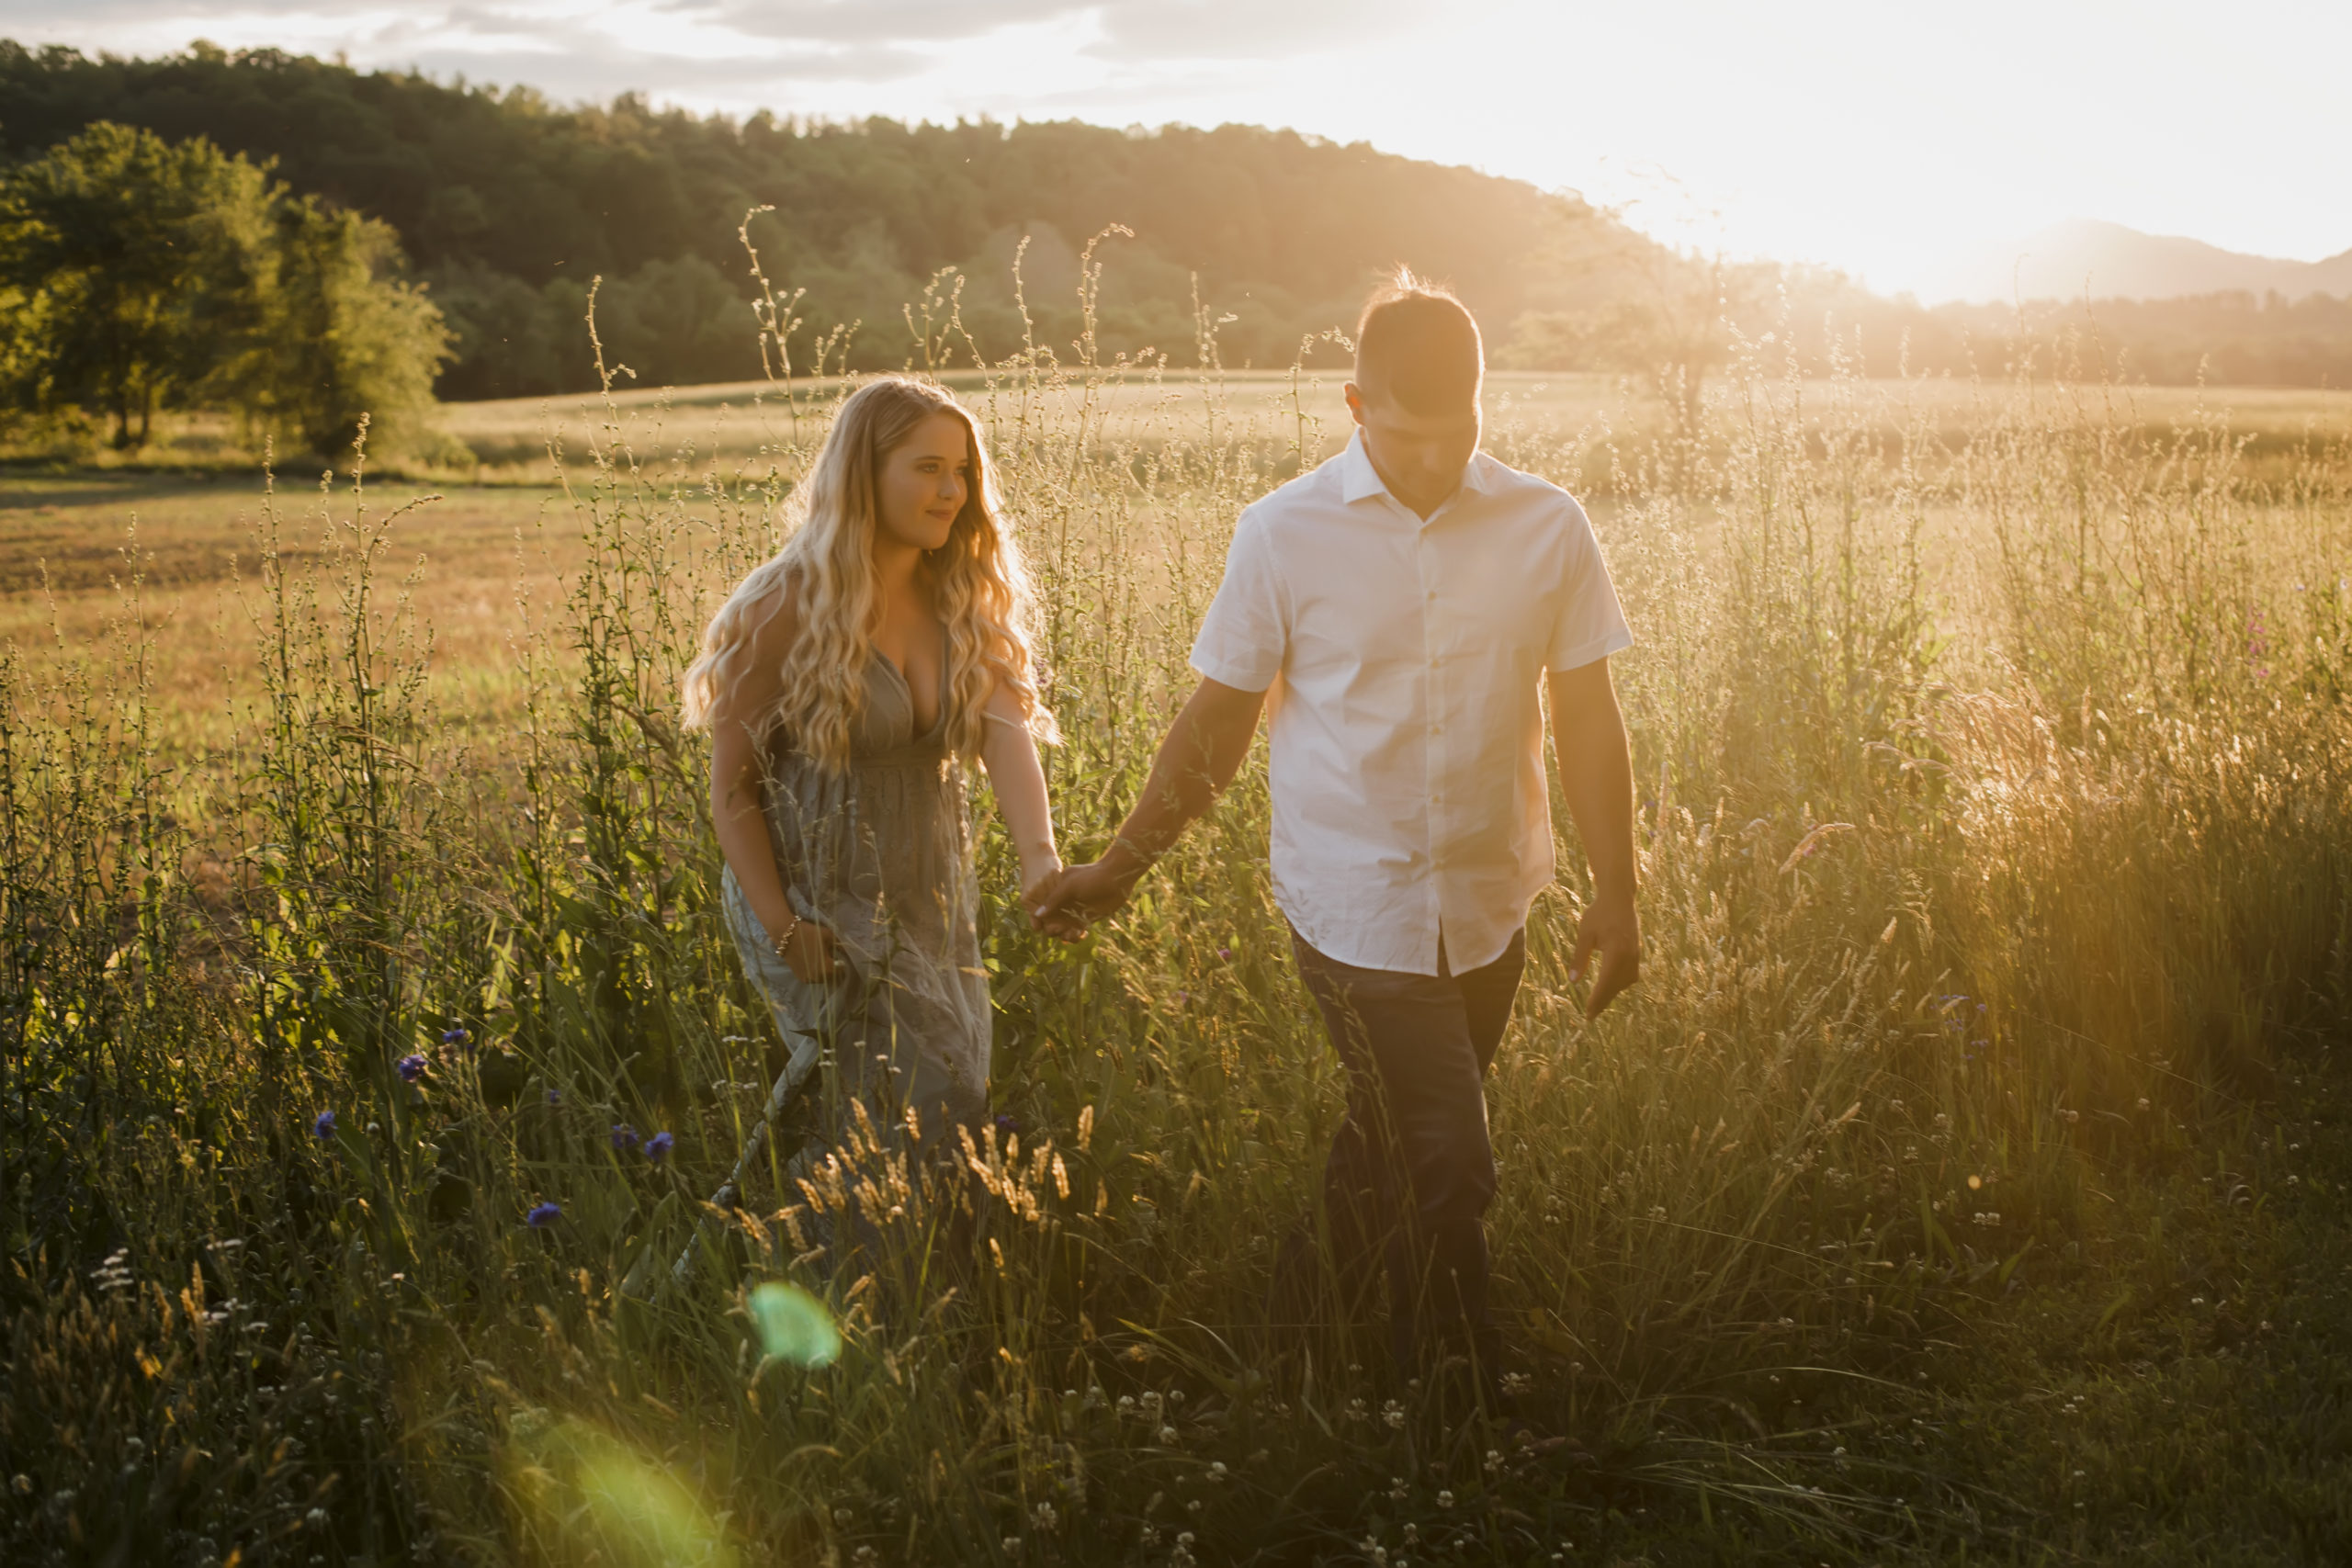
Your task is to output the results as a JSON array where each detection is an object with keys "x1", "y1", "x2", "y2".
[
  {"x1": 545, "y1": 1088, "x2": 562, "y2": 1106},
  {"x1": 610, "y1": 1123, "x2": 639, "y2": 1154},
  {"x1": 526, "y1": 1201, "x2": 560, "y2": 1228},
  {"x1": 994, "y1": 1113, "x2": 1022, "y2": 1140},
  {"x1": 312, "y1": 1110, "x2": 336, "y2": 1139},
  {"x1": 396, "y1": 1054, "x2": 427, "y2": 1084},
  {"x1": 441, "y1": 1026, "x2": 472, "y2": 1049},
  {"x1": 645, "y1": 1131, "x2": 674, "y2": 1163}
]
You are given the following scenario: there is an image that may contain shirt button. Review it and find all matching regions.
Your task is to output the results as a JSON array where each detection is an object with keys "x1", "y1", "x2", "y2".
[
  {"x1": 1430, "y1": 723, "x2": 1442, "y2": 735},
  {"x1": 1426, "y1": 589, "x2": 1437, "y2": 601}
]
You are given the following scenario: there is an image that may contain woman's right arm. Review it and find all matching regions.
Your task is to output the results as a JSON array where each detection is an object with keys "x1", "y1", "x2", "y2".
[{"x1": 707, "y1": 585, "x2": 842, "y2": 983}]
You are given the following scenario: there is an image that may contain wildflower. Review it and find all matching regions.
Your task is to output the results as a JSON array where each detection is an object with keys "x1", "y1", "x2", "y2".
[
  {"x1": 1031, "y1": 1500, "x2": 1057, "y2": 1530},
  {"x1": 611, "y1": 1124, "x2": 639, "y2": 1153},
  {"x1": 526, "y1": 1201, "x2": 561, "y2": 1227},
  {"x1": 396, "y1": 1054, "x2": 427, "y2": 1084},
  {"x1": 1436, "y1": 1489, "x2": 1455, "y2": 1508},
  {"x1": 312, "y1": 1111, "x2": 336, "y2": 1139},
  {"x1": 1217, "y1": 946, "x2": 1232, "y2": 962},
  {"x1": 306, "y1": 1507, "x2": 330, "y2": 1530},
  {"x1": 545, "y1": 1088, "x2": 561, "y2": 1105},
  {"x1": 441, "y1": 1026, "x2": 471, "y2": 1049},
  {"x1": 1001, "y1": 1539, "x2": 1021, "y2": 1554},
  {"x1": 1159, "y1": 1425, "x2": 1180, "y2": 1445},
  {"x1": 645, "y1": 1130, "x2": 674, "y2": 1163},
  {"x1": 1207, "y1": 1461, "x2": 1228, "y2": 1482}
]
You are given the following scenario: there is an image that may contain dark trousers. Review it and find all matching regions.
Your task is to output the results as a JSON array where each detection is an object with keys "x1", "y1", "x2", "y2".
[{"x1": 1288, "y1": 925, "x2": 1527, "y2": 1384}]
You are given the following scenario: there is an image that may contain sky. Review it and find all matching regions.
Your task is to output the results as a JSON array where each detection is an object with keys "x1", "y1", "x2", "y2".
[{"x1": 5, "y1": 0, "x2": 2348, "y2": 300}]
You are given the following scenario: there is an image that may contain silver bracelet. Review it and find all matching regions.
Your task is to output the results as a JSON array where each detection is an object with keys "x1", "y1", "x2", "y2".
[{"x1": 771, "y1": 910, "x2": 803, "y2": 959}]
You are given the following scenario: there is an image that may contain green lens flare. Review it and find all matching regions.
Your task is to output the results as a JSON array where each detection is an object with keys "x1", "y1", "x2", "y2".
[
  {"x1": 503, "y1": 1416, "x2": 736, "y2": 1568},
  {"x1": 749, "y1": 1280, "x2": 842, "y2": 1367}
]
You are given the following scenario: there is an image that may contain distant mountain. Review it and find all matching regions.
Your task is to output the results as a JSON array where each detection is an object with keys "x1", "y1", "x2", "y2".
[{"x1": 1935, "y1": 219, "x2": 2352, "y2": 305}]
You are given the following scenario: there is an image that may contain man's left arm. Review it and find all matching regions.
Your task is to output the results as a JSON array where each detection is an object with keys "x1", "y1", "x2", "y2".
[{"x1": 1547, "y1": 657, "x2": 1641, "y2": 1017}]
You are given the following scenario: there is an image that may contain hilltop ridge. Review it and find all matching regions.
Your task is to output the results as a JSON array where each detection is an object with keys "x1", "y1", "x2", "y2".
[{"x1": 1935, "y1": 217, "x2": 2352, "y2": 305}]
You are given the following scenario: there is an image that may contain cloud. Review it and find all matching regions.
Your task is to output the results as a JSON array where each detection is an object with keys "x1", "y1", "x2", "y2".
[
  {"x1": 1089, "y1": 0, "x2": 1420, "y2": 61},
  {"x1": 1, "y1": 0, "x2": 1429, "y2": 70},
  {"x1": 676, "y1": 0, "x2": 1086, "y2": 45}
]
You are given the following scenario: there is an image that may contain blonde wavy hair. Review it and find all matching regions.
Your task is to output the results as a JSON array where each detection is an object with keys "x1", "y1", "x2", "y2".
[{"x1": 681, "y1": 376, "x2": 1052, "y2": 771}]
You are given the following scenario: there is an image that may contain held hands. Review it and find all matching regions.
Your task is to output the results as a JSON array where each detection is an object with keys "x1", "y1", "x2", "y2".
[
  {"x1": 1027, "y1": 855, "x2": 1141, "y2": 934},
  {"x1": 1566, "y1": 890, "x2": 1642, "y2": 1019},
  {"x1": 1022, "y1": 862, "x2": 1094, "y2": 943}
]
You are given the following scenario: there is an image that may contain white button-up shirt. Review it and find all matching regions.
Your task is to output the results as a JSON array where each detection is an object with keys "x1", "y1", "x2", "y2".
[{"x1": 1190, "y1": 432, "x2": 1632, "y2": 976}]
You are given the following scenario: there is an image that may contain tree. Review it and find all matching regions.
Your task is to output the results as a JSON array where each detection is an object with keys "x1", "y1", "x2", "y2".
[
  {"x1": 0, "y1": 118, "x2": 450, "y2": 458},
  {"x1": 242, "y1": 197, "x2": 450, "y2": 458},
  {"x1": 0, "y1": 120, "x2": 272, "y2": 447},
  {"x1": 1503, "y1": 252, "x2": 1774, "y2": 440}
]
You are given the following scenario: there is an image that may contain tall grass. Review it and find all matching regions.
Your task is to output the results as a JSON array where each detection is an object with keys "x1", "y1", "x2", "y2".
[{"x1": 4, "y1": 255, "x2": 2350, "y2": 1566}]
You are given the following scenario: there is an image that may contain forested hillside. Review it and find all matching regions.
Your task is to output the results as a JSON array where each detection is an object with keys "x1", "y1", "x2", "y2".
[
  {"x1": 4, "y1": 39, "x2": 2346, "y2": 403},
  {"x1": 0, "y1": 39, "x2": 1658, "y2": 399}
]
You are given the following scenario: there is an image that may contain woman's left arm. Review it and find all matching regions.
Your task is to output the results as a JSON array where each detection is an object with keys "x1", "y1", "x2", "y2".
[{"x1": 978, "y1": 682, "x2": 1079, "y2": 936}]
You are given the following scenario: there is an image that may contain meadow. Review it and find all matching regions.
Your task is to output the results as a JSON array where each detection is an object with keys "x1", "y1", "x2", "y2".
[{"x1": 6, "y1": 296, "x2": 2352, "y2": 1568}]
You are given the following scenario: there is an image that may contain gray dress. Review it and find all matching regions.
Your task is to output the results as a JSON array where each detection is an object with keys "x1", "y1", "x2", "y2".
[{"x1": 721, "y1": 644, "x2": 991, "y2": 1153}]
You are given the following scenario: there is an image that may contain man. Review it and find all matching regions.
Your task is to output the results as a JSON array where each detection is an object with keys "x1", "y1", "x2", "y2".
[{"x1": 1035, "y1": 270, "x2": 1640, "y2": 1403}]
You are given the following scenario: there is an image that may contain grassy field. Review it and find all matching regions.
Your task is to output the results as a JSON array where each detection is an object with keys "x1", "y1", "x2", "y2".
[{"x1": 6, "y1": 326, "x2": 2352, "y2": 1568}]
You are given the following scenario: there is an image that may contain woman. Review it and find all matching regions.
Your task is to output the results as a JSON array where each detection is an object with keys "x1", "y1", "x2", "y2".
[{"x1": 683, "y1": 376, "x2": 1072, "y2": 1181}]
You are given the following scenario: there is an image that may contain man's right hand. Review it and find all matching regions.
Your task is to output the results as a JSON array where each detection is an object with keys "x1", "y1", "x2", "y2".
[{"x1": 1031, "y1": 858, "x2": 1140, "y2": 926}]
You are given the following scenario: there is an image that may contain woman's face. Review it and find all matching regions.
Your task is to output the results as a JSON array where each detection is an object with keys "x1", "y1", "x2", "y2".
[{"x1": 874, "y1": 412, "x2": 971, "y2": 556}]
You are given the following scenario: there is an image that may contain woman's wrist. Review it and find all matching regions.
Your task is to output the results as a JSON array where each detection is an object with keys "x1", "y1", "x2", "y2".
[{"x1": 769, "y1": 908, "x2": 804, "y2": 957}]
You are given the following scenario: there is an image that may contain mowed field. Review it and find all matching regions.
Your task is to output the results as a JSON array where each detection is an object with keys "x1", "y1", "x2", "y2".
[
  {"x1": 12, "y1": 370, "x2": 2350, "y2": 742},
  {"x1": 0, "y1": 475, "x2": 570, "y2": 745},
  {"x1": 440, "y1": 369, "x2": 2352, "y2": 483}
]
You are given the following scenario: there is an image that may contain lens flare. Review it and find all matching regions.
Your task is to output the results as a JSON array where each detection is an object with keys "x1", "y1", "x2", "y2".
[
  {"x1": 503, "y1": 1415, "x2": 736, "y2": 1568},
  {"x1": 749, "y1": 1280, "x2": 841, "y2": 1368}
]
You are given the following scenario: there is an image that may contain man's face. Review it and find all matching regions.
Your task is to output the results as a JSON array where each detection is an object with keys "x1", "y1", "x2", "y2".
[{"x1": 1345, "y1": 382, "x2": 1482, "y2": 517}]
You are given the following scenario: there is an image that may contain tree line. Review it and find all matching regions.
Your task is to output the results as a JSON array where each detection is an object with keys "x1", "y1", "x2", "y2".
[
  {"x1": 0, "y1": 38, "x2": 2341, "y2": 453},
  {"x1": 0, "y1": 39, "x2": 1658, "y2": 404}
]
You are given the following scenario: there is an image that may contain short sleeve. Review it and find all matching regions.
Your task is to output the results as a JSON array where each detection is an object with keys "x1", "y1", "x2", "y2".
[
  {"x1": 1545, "y1": 497, "x2": 1634, "y2": 672},
  {"x1": 1190, "y1": 508, "x2": 1288, "y2": 692}
]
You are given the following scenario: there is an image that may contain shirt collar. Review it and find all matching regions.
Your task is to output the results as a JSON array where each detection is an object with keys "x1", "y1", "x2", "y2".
[{"x1": 1339, "y1": 429, "x2": 1488, "y2": 513}]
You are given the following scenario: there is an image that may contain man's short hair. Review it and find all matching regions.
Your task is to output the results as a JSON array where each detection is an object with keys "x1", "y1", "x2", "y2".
[{"x1": 1353, "y1": 268, "x2": 1483, "y2": 415}]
